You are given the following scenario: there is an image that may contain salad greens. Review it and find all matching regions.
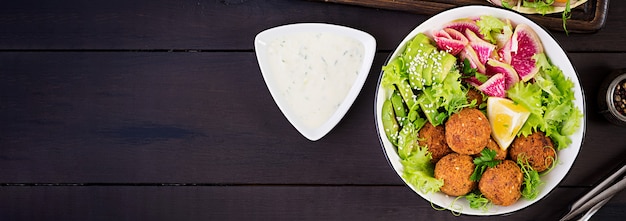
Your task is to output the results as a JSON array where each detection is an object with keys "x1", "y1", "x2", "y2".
[
  {"x1": 465, "y1": 192, "x2": 491, "y2": 211},
  {"x1": 382, "y1": 33, "x2": 468, "y2": 127},
  {"x1": 507, "y1": 53, "x2": 582, "y2": 150},
  {"x1": 518, "y1": 156, "x2": 544, "y2": 199},
  {"x1": 381, "y1": 33, "x2": 470, "y2": 193},
  {"x1": 521, "y1": 0, "x2": 555, "y2": 15},
  {"x1": 400, "y1": 143, "x2": 444, "y2": 194},
  {"x1": 380, "y1": 14, "x2": 582, "y2": 210},
  {"x1": 562, "y1": 0, "x2": 572, "y2": 34},
  {"x1": 476, "y1": 15, "x2": 512, "y2": 45}
]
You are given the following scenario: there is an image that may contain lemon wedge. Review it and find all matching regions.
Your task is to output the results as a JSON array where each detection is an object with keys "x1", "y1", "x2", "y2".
[{"x1": 486, "y1": 97, "x2": 531, "y2": 150}]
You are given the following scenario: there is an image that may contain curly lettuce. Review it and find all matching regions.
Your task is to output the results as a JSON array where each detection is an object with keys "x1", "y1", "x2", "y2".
[
  {"x1": 400, "y1": 142, "x2": 444, "y2": 194},
  {"x1": 476, "y1": 15, "x2": 513, "y2": 45},
  {"x1": 507, "y1": 53, "x2": 582, "y2": 150}
]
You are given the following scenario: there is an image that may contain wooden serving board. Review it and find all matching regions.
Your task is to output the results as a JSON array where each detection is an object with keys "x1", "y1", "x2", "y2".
[{"x1": 313, "y1": 0, "x2": 609, "y2": 33}]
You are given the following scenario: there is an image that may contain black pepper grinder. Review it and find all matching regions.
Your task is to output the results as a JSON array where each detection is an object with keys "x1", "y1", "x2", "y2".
[{"x1": 598, "y1": 68, "x2": 626, "y2": 127}]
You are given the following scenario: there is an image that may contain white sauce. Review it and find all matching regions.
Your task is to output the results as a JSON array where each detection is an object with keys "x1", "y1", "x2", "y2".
[{"x1": 267, "y1": 32, "x2": 364, "y2": 129}]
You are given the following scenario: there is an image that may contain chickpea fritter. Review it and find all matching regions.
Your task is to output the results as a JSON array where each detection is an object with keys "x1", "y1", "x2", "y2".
[
  {"x1": 509, "y1": 132, "x2": 556, "y2": 173},
  {"x1": 485, "y1": 137, "x2": 507, "y2": 161},
  {"x1": 434, "y1": 153, "x2": 476, "y2": 196},
  {"x1": 445, "y1": 108, "x2": 491, "y2": 155},
  {"x1": 478, "y1": 160, "x2": 524, "y2": 206},
  {"x1": 418, "y1": 122, "x2": 452, "y2": 163},
  {"x1": 466, "y1": 88, "x2": 485, "y2": 108}
]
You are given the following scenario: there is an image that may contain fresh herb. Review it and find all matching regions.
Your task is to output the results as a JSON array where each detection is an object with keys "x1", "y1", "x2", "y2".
[
  {"x1": 562, "y1": 0, "x2": 572, "y2": 34},
  {"x1": 461, "y1": 58, "x2": 475, "y2": 77},
  {"x1": 517, "y1": 156, "x2": 544, "y2": 199},
  {"x1": 465, "y1": 192, "x2": 491, "y2": 211},
  {"x1": 470, "y1": 149, "x2": 501, "y2": 181},
  {"x1": 461, "y1": 58, "x2": 489, "y2": 83}
]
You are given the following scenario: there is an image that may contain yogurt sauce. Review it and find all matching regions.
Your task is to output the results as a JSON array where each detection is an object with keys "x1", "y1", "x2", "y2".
[{"x1": 267, "y1": 32, "x2": 364, "y2": 129}]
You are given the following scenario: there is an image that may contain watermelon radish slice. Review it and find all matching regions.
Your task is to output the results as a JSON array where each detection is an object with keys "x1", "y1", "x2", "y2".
[
  {"x1": 498, "y1": 38, "x2": 513, "y2": 64},
  {"x1": 460, "y1": 45, "x2": 486, "y2": 73},
  {"x1": 486, "y1": 59, "x2": 519, "y2": 90},
  {"x1": 443, "y1": 19, "x2": 482, "y2": 38},
  {"x1": 476, "y1": 73, "x2": 506, "y2": 97},
  {"x1": 510, "y1": 24, "x2": 544, "y2": 82},
  {"x1": 466, "y1": 30, "x2": 496, "y2": 65},
  {"x1": 433, "y1": 28, "x2": 468, "y2": 56},
  {"x1": 465, "y1": 76, "x2": 484, "y2": 88}
]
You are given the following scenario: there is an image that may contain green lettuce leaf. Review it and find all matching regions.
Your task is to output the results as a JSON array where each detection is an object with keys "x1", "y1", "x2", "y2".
[
  {"x1": 476, "y1": 15, "x2": 508, "y2": 44},
  {"x1": 382, "y1": 57, "x2": 416, "y2": 108},
  {"x1": 401, "y1": 144, "x2": 444, "y2": 194},
  {"x1": 548, "y1": 129, "x2": 572, "y2": 151},
  {"x1": 519, "y1": 113, "x2": 546, "y2": 137},
  {"x1": 511, "y1": 53, "x2": 582, "y2": 149},
  {"x1": 507, "y1": 82, "x2": 543, "y2": 116},
  {"x1": 544, "y1": 102, "x2": 572, "y2": 125},
  {"x1": 561, "y1": 107, "x2": 583, "y2": 136},
  {"x1": 522, "y1": 0, "x2": 554, "y2": 15}
]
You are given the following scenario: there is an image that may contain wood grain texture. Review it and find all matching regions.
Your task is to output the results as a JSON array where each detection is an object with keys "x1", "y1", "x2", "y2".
[
  {"x1": 0, "y1": 0, "x2": 623, "y2": 51},
  {"x1": 1, "y1": 185, "x2": 617, "y2": 221},
  {"x1": 2, "y1": 52, "x2": 626, "y2": 185},
  {"x1": 2, "y1": 1, "x2": 626, "y2": 220},
  {"x1": 0, "y1": 52, "x2": 394, "y2": 184}
]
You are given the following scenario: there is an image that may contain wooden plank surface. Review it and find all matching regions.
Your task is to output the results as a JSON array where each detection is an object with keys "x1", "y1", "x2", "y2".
[
  {"x1": 1, "y1": 52, "x2": 626, "y2": 185},
  {"x1": 0, "y1": 0, "x2": 623, "y2": 51},
  {"x1": 2, "y1": 185, "x2": 620, "y2": 221},
  {"x1": 2, "y1": 0, "x2": 626, "y2": 220}
]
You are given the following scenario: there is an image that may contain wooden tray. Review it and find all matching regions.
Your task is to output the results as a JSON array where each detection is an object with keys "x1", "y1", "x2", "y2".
[{"x1": 314, "y1": 0, "x2": 609, "y2": 33}]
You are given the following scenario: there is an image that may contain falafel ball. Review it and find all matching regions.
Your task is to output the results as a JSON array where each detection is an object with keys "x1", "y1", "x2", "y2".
[
  {"x1": 434, "y1": 153, "x2": 476, "y2": 196},
  {"x1": 445, "y1": 108, "x2": 491, "y2": 155},
  {"x1": 466, "y1": 88, "x2": 485, "y2": 108},
  {"x1": 418, "y1": 122, "x2": 452, "y2": 163},
  {"x1": 482, "y1": 137, "x2": 507, "y2": 161},
  {"x1": 478, "y1": 160, "x2": 524, "y2": 206},
  {"x1": 509, "y1": 132, "x2": 556, "y2": 173}
]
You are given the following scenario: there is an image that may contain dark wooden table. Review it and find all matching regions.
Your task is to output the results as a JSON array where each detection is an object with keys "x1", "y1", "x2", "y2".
[{"x1": 1, "y1": 1, "x2": 625, "y2": 220}]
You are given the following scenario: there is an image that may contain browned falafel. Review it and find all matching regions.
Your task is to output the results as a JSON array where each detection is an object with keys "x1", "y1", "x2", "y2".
[
  {"x1": 445, "y1": 108, "x2": 491, "y2": 155},
  {"x1": 466, "y1": 88, "x2": 485, "y2": 108},
  {"x1": 434, "y1": 153, "x2": 476, "y2": 196},
  {"x1": 418, "y1": 122, "x2": 452, "y2": 163},
  {"x1": 478, "y1": 160, "x2": 524, "y2": 206},
  {"x1": 485, "y1": 137, "x2": 507, "y2": 161},
  {"x1": 509, "y1": 132, "x2": 556, "y2": 173}
]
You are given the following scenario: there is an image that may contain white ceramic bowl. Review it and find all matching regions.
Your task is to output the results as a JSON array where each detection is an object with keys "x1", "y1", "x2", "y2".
[
  {"x1": 256, "y1": 23, "x2": 376, "y2": 141},
  {"x1": 374, "y1": 6, "x2": 586, "y2": 215}
]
